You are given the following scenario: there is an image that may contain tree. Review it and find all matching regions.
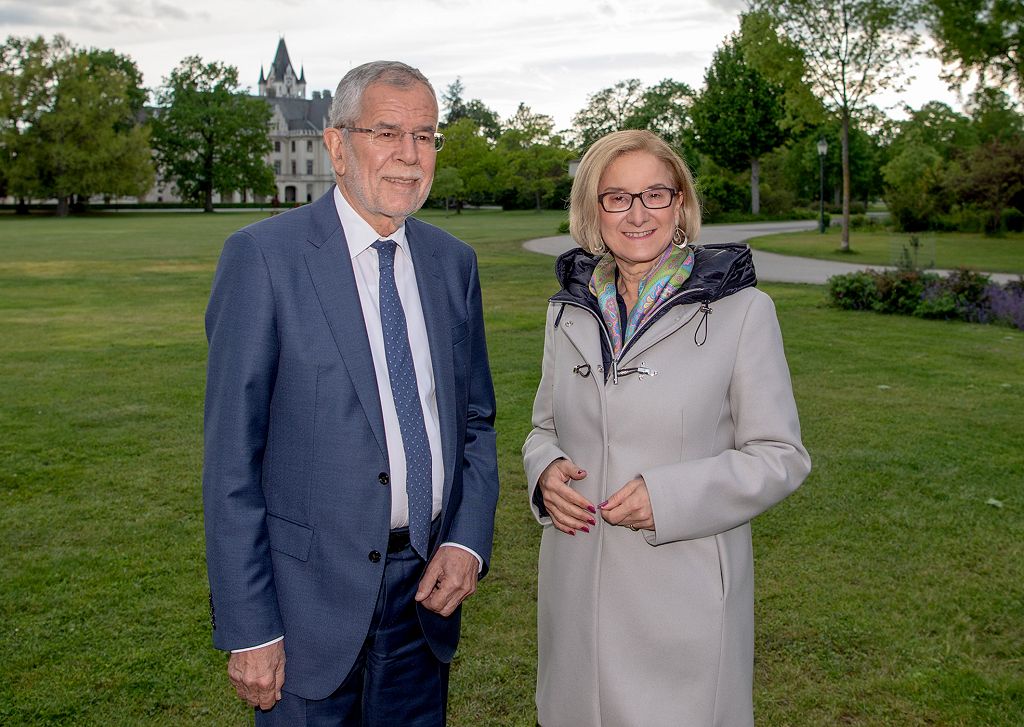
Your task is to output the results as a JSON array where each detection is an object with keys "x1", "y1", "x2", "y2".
[
  {"x1": 954, "y1": 136, "x2": 1024, "y2": 233},
  {"x1": 428, "y1": 166, "x2": 464, "y2": 212},
  {"x1": 627, "y1": 79, "x2": 695, "y2": 151},
  {"x1": 882, "y1": 141, "x2": 947, "y2": 230},
  {"x1": 691, "y1": 35, "x2": 787, "y2": 214},
  {"x1": 969, "y1": 87, "x2": 1024, "y2": 142},
  {"x1": 152, "y1": 57, "x2": 274, "y2": 213},
  {"x1": 497, "y1": 103, "x2": 572, "y2": 210},
  {"x1": 747, "y1": 2, "x2": 920, "y2": 250},
  {"x1": 924, "y1": 0, "x2": 1024, "y2": 98},
  {"x1": 434, "y1": 116, "x2": 499, "y2": 211},
  {"x1": 441, "y1": 78, "x2": 467, "y2": 125},
  {"x1": 1, "y1": 36, "x2": 153, "y2": 216},
  {"x1": 0, "y1": 36, "x2": 61, "y2": 211},
  {"x1": 441, "y1": 78, "x2": 501, "y2": 141},
  {"x1": 570, "y1": 79, "x2": 645, "y2": 151}
]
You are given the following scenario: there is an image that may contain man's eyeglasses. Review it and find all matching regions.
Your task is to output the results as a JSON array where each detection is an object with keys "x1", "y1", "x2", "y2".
[
  {"x1": 598, "y1": 187, "x2": 678, "y2": 213},
  {"x1": 341, "y1": 126, "x2": 445, "y2": 152}
]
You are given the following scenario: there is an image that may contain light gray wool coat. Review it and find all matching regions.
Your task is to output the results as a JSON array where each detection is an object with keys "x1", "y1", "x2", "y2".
[{"x1": 523, "y1": 257, "x2": 811, "y2": 727}]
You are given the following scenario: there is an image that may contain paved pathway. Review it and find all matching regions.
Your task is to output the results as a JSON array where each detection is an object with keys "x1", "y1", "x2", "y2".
[{"x1": 523, "y1": 220, "x2": 1019, "y2": 285}]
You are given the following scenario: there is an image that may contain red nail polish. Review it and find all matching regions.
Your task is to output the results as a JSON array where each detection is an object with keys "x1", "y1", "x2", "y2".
[
  {"x1": 587, "y1": 505, "x2": 597, "y2": 514},
  {"x1": 599, "y1": 500, "x2": 609, "y2": 508},
  {"x1": 581, "y1": 526, "x2": 590, "y2": 533},
  {"x1": 568, "y1": 529, "x2": 575, "y2": 536},
  {"x1": 587, "y1": 517, "x2": 596, "y2": 526}
]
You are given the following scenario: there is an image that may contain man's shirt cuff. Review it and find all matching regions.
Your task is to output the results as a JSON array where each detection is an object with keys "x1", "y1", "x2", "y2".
[
  {"x1": 230, "y1": 635, "x2": 284, "y2": 653},
  {"x1": 439, "y1": 542, "x2": 484, "y2": 573}
]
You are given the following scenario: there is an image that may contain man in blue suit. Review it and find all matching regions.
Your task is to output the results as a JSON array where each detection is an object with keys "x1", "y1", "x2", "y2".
[{"x1": 202, "y1": 60, "x2": 499, "y2": 725}]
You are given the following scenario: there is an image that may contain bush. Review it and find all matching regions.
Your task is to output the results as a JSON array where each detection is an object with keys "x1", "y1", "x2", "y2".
[
  {"x1": 827, "y1": 271, "x2": 878, "y2": 310},
  {"x1": 557, "y1": 219, "x2": 570, "y2": 234},
  {"x1": 874, "y1": 270, "x2": 932, "y2": 315},
  {"x1": 988, "y1": 279, "x2": 1024, "y2": 329},
  {"x1": 827, "y1": 269, "x2": 1024, "y2": 330},
  {"x1": 1003, "y1": 207, "x2": 1024, "y2": 233},
  {"x1": 698, "y1": 175, "x2": 747, "y2": 217}
]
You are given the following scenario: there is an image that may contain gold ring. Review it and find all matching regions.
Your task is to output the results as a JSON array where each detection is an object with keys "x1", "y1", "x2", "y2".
[{"x1": 628, "y1": 524, "x2": 638, "y2": 531}]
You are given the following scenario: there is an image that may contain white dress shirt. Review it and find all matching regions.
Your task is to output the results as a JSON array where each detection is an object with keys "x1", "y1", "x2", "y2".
[{"x1": 333, "y1": 187, "x2": 445, "y2": 528}]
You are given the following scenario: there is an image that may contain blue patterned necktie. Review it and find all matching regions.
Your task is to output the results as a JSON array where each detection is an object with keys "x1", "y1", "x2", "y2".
[{"x1": 372, "y1": 240, "x2": 432, "y2": 560}]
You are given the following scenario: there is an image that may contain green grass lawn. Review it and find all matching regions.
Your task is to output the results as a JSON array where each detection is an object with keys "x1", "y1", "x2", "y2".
[
  {"x1": 748, "y1": 228, "x2": 1024, "y2": 274},
  {"x1": 2, "y1": 209, "x2": 1022, "y2": 725}
]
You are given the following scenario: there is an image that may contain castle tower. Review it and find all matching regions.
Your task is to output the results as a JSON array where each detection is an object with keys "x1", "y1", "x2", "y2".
[{"x1": 258, "y1": 37, "x2": 306, "y2": 99}]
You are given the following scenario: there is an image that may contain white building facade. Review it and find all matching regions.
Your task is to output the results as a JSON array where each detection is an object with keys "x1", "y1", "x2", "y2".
[
  {"x1": 259, "y1": 38, "x2": 336, "y2": 204},
  {"x1": 147, "y1": 38, "x2": 335, "y2": 206}
]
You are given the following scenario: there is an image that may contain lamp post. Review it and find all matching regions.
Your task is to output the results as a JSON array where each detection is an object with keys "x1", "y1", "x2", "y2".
[{"x1": 817, "y1": 138, "x2": 828, "y2": 234}]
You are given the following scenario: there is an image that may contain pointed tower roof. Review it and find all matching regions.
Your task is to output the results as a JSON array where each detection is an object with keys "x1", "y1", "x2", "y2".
[
  {"x1": 270, "y1": 37, "x2": 293, "y2": 79},
  {"x1": 299, "y1": 65, "x2": 306, "y2": 83},
  {"x1": 259, "y1": 65, "x2": 265, "y2": 83}
]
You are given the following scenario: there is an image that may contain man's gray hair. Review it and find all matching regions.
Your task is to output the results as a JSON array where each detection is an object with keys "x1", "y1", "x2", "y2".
[{"x1": 328, "y1": 61, "x2": 436, "y2": 129}]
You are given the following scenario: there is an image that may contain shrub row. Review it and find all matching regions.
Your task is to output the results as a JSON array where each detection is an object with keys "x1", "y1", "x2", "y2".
[{"x1": 827, "y1": 268, "x2": 1024, "y2": 330}]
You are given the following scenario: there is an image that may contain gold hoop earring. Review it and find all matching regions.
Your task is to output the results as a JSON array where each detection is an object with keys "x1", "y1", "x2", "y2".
[{"x1": 672, "y1": 226, "x2": 689, "y2": 250}]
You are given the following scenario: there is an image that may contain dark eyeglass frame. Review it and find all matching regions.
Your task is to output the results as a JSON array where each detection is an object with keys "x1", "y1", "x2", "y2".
[
  {"x1": 340, "y1": 126, "x2": 445, "y2": 152},
  {"x1": 597, "y1": 187, "x2": 679, "y2": 213}
]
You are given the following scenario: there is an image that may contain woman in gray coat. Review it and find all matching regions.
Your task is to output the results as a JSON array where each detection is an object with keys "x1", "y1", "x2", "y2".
[{"x1": 522, "y1": 130, "x2": 811, "y2": 727}]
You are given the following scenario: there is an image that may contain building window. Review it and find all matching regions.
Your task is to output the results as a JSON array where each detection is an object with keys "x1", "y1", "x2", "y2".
[
  {"x1": 306, "y1": 160, "x2": 313, "y2": 175},
  {"x1": 274, "y1": 160, "x2": 281, "y2": 174},
  {"x1": 274, "y1": 141, "x2": 280, "y2": 152},
  {"x1": 291, "y1": 160, "x2": 296, "y2": 175},
  {"x1": 291, "y1": 140, "x2": 296, "y2": 152},
  {"x1": 307, "y1": 140, "x2": 313, "y2": 152}
]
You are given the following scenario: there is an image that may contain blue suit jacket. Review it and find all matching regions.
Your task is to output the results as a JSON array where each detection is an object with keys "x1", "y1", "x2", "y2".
[{"x1": 202, "y1": 189, "x2": 499, "y2": 700}]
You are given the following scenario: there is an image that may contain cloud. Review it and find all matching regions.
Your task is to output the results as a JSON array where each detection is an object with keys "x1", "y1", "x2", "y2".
[{"x1": 0, "y1": 0, "x2": 197, "y2": 30}]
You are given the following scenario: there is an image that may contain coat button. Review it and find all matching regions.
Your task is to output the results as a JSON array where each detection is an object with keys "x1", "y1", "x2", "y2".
[
  {"x1": 368, "y1": 550, "x2": 382, "y2": 563},
  {"x1": 378, "y1": 472, "x2": 389, "y2": 486}
]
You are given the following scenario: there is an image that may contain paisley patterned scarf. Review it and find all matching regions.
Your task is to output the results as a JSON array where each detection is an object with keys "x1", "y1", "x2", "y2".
[{"x1": 589, "y1": 242, "x2": 695, "y2": 357}]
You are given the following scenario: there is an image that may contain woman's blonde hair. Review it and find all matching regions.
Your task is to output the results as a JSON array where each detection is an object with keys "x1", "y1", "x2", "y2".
[{"x1": 569, "y1": 129, "x2": 701, "y2": 254}]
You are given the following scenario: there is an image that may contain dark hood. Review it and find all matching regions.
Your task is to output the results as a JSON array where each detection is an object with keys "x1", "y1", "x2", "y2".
[
  {"x1": 547, "y1": 243, "x2": 758, "y2": 371},
  {"x1": 551, "y1": 242, "x2": 758, "y2": 309}
]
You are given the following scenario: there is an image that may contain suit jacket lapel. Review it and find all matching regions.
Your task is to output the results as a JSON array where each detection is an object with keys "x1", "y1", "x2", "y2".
[
  {"x1": 303, "y1": 193, "x2": 388, "y2": 460},
  {"x1": 407, "y1": 222, "x2": 458, "y2": 499}
]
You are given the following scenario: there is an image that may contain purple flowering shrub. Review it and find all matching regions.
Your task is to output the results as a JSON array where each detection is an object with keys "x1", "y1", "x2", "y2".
[{"x1": 827, "y1": 268, "x2": 1024, "y2": 331}]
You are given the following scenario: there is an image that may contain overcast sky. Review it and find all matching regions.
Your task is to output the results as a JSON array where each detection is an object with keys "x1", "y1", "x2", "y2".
[{"x1": 2, "y1": 0, "x2": 964, "y2": 131}]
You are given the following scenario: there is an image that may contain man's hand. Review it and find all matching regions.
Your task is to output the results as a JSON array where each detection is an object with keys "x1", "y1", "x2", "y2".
[
  {"x1": 227, "y1": 640, "x2": 285, "y2": 711},
  {"x1": 415, "y1": 546, "x2": 479, "y2": 617}
]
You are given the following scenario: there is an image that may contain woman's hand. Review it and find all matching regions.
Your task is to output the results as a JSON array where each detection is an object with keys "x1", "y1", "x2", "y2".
[
  {"x1": 536, "y1": 458, "x2": 595, "y2": 535},
  {"x1": 600, "y1": 476, "x2": 654, "y2": 531}
]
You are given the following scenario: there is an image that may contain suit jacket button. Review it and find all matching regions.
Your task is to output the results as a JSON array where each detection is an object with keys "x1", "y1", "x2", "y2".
[
  {"x1": 368, "y1": 550, "x2": 382, "y2": 563},
  {"x1": 378, "y1": 472, "x2": 390, "y2": 486}
]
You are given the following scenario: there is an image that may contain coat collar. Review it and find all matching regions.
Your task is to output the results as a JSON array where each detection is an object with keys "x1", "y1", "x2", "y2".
[{"x1": 549, "y1": 243, "x2": 758, "y2": 374}]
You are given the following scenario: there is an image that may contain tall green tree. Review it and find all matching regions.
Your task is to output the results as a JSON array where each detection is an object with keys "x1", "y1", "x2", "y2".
[
  {"x1": 953, "y1": 135, "x2": 1024, "y2": 232},
  {"x1": 434, "y1": 116, "x2": 499, "y2": 212},
  {"x1": 570, "y1": 78, "x2": 645, "y2": 151},
  {"x1": 1, "y1": 36, "x2": 153, "y2": 215},
  {"x1": 152, "y1": 57, "x2": 274, "y2": 213},
  {"x1": 441, "y1": 78, "x2": 501, "y2": 141},
  {"x1": 747, "y1": 1, "x2": 920, "y2": 250},
  {"x1": 691, "y1": 35, "x2": 787, "y2": 214},
  {"x1": 497, "y1": 103, "x2": 572, "y2": 210},
  {"x1": 0, "y1": 36, "x2": 61, "y2": 210},
  {"x1": 627, "y1": 79, "x2": 695, "y2": 151},
  {"x1": 924, "y1": 0, "x2": 1023, "y2": 98}
]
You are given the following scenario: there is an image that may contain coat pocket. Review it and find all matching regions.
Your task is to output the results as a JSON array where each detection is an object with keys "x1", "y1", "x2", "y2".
[
  {"x1": 451, "y1": 319, "x2": 469, "y2": 345},
  {"x1": 266, "y1": 513, "x2": 313, "y2": 562}
]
